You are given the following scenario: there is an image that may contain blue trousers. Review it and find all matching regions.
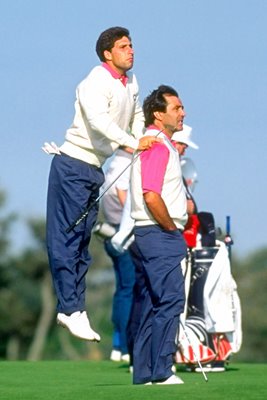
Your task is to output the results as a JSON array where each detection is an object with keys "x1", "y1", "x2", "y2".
[
  {"x1": 105, "y1": 242, "x2": 135, "y2": 355},
  {"x1": 46, "y1": 153, "x2": 104, "y2": 314},
  {"x1": 132, "y1": 225, "x2": 187, "y2": 384},
  {"x1": 127, "y1": 241, "x2": 145, "y2": 365}
]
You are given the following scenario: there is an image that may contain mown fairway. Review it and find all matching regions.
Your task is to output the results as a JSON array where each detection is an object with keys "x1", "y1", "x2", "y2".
[{"x1": 1, "y1": 361, "x2": 266, "y2": 400}]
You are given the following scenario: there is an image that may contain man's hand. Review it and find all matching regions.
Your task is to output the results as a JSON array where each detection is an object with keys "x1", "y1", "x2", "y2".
[
  {"x1": 143, "y1": 191, "x2": 177, "y2": 231},
  {"x1": 137, "y1": 136, "x2": 162, "y2": 151}
]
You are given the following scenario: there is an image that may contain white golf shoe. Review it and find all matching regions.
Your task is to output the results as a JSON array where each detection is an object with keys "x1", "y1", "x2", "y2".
[
  {"x1": 110, "y1": 349, "x2": 122, "y2": 362},
  {"x1": 57, "y1": 311, "x2": 101, "y2": 342},
  {"x1": 110, "y1": 350, "x2": 130, "y2": 362},
  {"x1": 155, "y1": 374, "x2": 184, "y2": 385},
  {"x1": 121, "y1": 353, "x2": 130, "y2": 363}
]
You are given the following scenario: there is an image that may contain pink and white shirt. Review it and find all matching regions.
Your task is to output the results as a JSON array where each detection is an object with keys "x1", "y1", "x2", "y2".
[{"x1": 130, "y1": 127, "x2": 187, "y2": 230}]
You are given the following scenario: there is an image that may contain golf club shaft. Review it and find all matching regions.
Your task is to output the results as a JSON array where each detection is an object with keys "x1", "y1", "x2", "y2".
[
  {"x1": 180, "y1": 320, "x2": 208, "y2": 382},
  {"x1": 66, "y1": 154, "x2": 139, "y2": 233},
  {"x1": 66, "y1": 130, "x2": 163, "y2": 233},
  {"x1": 226, "y1": 215, "x2": 231, "y2": 236}
]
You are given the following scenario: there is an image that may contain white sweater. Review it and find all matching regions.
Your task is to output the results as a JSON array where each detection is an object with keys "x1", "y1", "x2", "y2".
[
  {"x1": 60, "y1": 65, "x2": 144, "y2": 167},
  {"x1": 130, "y1": 130, "x2": 188, "y2": 230}
]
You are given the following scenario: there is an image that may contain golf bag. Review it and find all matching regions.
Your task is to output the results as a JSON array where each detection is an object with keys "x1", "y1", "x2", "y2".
[{"x1": 176, "y1": 212, "x2": 242, "y2": 371}]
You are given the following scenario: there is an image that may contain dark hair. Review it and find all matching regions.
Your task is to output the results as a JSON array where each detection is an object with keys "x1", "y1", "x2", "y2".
[
  {"x1": 143, "y1": 85, "x2": 179, "y2": 127},
  {"x1": 96, "y1": 27, "x2": 131, "y2": 62}
]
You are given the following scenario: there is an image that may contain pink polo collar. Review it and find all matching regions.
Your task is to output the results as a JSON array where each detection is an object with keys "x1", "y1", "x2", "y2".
[{"x1": 102, "y1": 62, "x2": 128, "y2": 86}]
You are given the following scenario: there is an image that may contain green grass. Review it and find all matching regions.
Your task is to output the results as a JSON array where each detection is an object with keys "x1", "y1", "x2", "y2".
[{"x1": 0, "y1": 361, "x2": 266, "y2": 400}]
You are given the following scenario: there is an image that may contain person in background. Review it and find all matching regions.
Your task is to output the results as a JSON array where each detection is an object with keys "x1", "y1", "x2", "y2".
[
  {"x1": 130, "y1": 85, "x2": 187, "y2": 385},
  {"x1": 100, "y1": 147, "x2": 135, "y2": 362},
  {"x1": 44, "y1": 26, "x2": 160, "y2": 343},
  {"x1": 172, "y1": 124, "x2": 199, "y2": 215}
]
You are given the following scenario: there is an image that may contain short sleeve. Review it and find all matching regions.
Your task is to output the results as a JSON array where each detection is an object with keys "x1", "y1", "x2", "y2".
[{"x1": 140, "y1": 143, "x2": 169, "y2": 194}]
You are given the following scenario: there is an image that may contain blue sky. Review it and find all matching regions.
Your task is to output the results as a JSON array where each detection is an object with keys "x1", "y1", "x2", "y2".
[{"x1": 1, "y1": 0, "x2": 267, "y2": 258}]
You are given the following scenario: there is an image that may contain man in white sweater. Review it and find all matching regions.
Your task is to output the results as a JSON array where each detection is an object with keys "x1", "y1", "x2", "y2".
[
  {"x1": 46, "y1": 27, "x2": 160, "y2": 342},
  {"x1": 130, "y1": 85, "x2": 188, "y2": 385}
]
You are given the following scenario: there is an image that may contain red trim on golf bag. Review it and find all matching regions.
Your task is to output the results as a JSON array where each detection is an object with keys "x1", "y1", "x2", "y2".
[
  {"x1": 176, "y1": 332, "x2": 232, "y2": 365},
  {"x1": 212, "y1": 334, "x2": 232, "y2": 361},
  {"x1": 183, "y1": 214, "x2": 200, "y2": 248}
]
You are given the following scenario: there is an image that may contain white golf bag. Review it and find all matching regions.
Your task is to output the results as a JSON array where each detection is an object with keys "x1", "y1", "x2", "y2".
[{"x1": 176, "y1": 237, "x2": 242, "y2": 371}]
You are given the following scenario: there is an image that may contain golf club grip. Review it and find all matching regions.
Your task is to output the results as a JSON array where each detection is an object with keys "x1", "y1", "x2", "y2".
[{"x1": 66, "y1": 209, "x2": 89, "y2": 233}]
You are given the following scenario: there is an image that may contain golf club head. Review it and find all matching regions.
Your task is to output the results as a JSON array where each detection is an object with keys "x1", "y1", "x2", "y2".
[{"x1": 181, "y1": 157, "x2": 198, "y2": 192}]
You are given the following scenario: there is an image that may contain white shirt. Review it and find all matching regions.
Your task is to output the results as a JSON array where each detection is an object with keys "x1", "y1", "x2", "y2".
[{"x1": 60, "y1": 65, "x2": 144, "y2": 167}]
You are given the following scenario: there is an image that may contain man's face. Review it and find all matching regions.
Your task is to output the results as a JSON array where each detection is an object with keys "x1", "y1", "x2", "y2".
[
  {"x1": 173, "y1": 142, "x2": 188, "y2": 156},
  {"x1": 161, "y1": 95, "x2": 186, "y2": 135},
  {"x1": 104, "y1": 36, "x2": 134, "y2": 74}
]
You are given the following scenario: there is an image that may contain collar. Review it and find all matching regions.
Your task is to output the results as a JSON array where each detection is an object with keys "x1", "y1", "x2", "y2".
[
  {"x1": 147, "y1": 125, "x2": 172, "y2": 142},
  {"x1": 102, "y1": 62, "x2": 128, "y2": 86}
]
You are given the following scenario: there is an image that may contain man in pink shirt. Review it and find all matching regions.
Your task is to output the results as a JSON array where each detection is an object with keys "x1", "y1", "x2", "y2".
[{"x1": 130, "y1": 85, "x2": 188, "y2": 385}]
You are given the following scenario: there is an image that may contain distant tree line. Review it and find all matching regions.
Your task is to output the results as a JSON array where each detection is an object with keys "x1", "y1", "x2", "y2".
[{"x1": 0, "y1": 187, "x2": 266, "y2": 362}]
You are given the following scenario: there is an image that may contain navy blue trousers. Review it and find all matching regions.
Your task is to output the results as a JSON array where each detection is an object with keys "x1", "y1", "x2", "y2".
[
  {"x1": 132, "y1": 225, "x2": 187, "y2": 384},
  {"x1": 127, "y1": 241, "x2": 145, "y2": 365},
  {"x1": 46, "y1": 153, "x2": 104, "y2": 314}
]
